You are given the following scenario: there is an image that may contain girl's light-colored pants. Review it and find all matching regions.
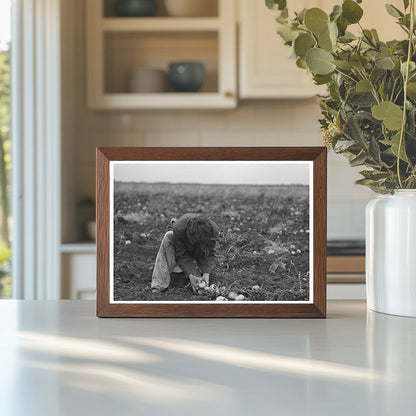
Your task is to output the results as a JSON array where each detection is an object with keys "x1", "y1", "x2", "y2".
[{"x1": 151, "y1": 231, "x2": 182, "y2": 290}]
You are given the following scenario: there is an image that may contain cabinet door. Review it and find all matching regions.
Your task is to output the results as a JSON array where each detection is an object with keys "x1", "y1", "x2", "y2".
[
  {"x1": 239, "y1": 0, "x2": 404, "y2": 99},
  {"x1": 62, "y1": 253, "x2": 96, "y2": 300},
  {"x1": 239, "y1": 0, "x2": 326, "y2": 99}
]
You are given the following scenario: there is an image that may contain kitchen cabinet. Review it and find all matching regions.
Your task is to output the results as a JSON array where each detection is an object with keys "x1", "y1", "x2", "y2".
[
  {"x1": 86, "y1": 0, "x2": 237, "y2": 109},
  {"x1": 86, "y1": 0, "x2": 404, "y2": 107},
  {"x1": 61, "y1": 245, "x2": 96, "y2": 300},
  {"x1": 239, "y1": 0, "x2": 325, "y2": 99},
  {"x1": 60, "y1": 247, "x2": 365, "y2": 300},
  {"x1": 238, "y1": 0, "x2": 404, "y2": 99}
]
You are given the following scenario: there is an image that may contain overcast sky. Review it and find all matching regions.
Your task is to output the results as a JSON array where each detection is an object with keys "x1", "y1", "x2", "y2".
[{"x1": 112, "y1": 161, "x2": 311, "y2": 185}]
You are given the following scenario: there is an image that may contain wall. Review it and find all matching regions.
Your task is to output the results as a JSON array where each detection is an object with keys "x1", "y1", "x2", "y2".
[{"x1": 62, "y1": 0, "x2": 374, "y2": 243}]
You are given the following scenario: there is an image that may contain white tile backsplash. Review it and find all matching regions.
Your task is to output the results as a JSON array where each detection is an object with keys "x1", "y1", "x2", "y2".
[
  {"x1": 179, "y1": 111, "x2": 227, "y2": 130},
  {"x1": 133, "y1": 112, "x2": 180, "y2": 130},
  {"x1": 328, "y1": 199, "x2": 369, "y2": 240},
  {"x1": 74, "y1": 99, "x2": 370, "y2": 240},
  {"x1": 199, "y1": 129, "x2": 257, "y2": 146},
  {"x1": 142, "y1": 130, "x2": 200, "y2": 147}
]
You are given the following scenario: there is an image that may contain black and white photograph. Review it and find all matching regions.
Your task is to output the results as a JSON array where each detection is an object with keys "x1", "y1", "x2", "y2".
[{"x1": 110, "y1": 161, "x2": 313, "y2": 303}]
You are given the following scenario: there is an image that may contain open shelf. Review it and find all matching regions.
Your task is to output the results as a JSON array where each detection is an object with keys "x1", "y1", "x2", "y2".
[
  {"x1": 87, "y1": 0, "x2": 236, "y2": 109},
  {"x1": 102, "y1": 17, "x2": 221, "y2": 31},
  {"x1": 91, "y1": 92, "x2": 234, "y2": 109},
  {"x1": 104, "y1": 31, "x2": 218, "y2": 94},
  {"x1": 61, "y1": 242, "x2": 96, "y2": 254},
  {"x1": 103, "y1": 0, "x2": 219, "y2": 18}
]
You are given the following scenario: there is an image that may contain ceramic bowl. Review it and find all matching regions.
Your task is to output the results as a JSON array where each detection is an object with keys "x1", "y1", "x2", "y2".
[
  {"x1": 168, "y1": 62, "x2": 205, "y2": 92},
  {"x1": 128, "y1": 68, "x2": 167, "y2": 93},
  {"x1": 164, "y1": 0, "x2": 218, "y2": 17},
  {"x1": 114, "y1": 0, "x2": 158, "y2": 17}
]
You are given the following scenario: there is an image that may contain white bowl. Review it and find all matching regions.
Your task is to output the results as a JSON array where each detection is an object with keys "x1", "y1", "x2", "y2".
[
  {"x1": 164, "y1": 0, "x2": 218, "y2": 17},
  {"x1": 128, "y1": 68, "x2": 167, "y2": 93}
]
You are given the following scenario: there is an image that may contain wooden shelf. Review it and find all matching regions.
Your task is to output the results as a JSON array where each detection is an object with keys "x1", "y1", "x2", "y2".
[
  {"x1": 327, "y1": 256, "x2": 365, "y2": 274},
  {"x1": 327, "y1": 256, "x2": 365, "y2": 284},
  {"x1": 101, "y1": 17, "x2": 221, "y2": 32},
  {"x1": 61, "y1": 242, "x2": 96, "y2": 253}
]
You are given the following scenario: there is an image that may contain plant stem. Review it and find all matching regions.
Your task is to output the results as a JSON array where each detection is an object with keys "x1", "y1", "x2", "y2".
[
  {"x1": 358, "y1": 69, "x2": 381, "y2": 104},
  {"x1": 390, "y1": 79, "x2": 398, "y2": 101},
  {"x1": 397, "y1": 0, "x2": 415, "y2": 188},
  {"x1": 334, "y1": 68, "x2": 358, "y2": 84}
]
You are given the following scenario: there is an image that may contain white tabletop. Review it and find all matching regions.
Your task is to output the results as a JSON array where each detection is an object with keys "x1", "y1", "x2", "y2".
[{"x1": 0, "y1": 300, "x2": 415, "y2": 416}]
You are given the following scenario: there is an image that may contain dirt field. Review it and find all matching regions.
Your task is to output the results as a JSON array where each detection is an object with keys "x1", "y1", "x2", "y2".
[{"x1": 113, "y1": 182, "x2": 310, "y2": 302}]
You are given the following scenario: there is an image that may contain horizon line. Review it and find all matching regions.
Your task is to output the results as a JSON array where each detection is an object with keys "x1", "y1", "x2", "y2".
[{"x1": 114, "y1": 180, "x2": 309, "y2": 187}]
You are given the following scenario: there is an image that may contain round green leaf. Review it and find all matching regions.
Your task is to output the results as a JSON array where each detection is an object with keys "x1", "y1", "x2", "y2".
[
  {"x1": 328, "y1": 21, "x2": 338, "y2": 43},
  {"x1": 306, "y1": 48, "x2": 335, "y2": 75},
  {"x1": 330, "y1": 5, "x2": 342, "y2": 22},
  {"x1": 350, "y1": 54, "x2": 368, "y2": 70},
  {"x1": 339, "y1": 31, "x2": 356, "y2": 43},
  {"x1": 296, "y1": 57, "x2": 308, "y2": 69},
  {"x1": 304, "y1": 8, "x2": 329, "y2": 35},
  {"x1": 266, "y1": 0, "x2": 287, "y2": 11},
  {"x1": 336, "y1": 15, "x2": 348, "y2": 36},
  {"x1": 401, "y1": 61, "x2": 416, "y2": 76},
  {"x1": 333, "y1": 60, "x2": 352, "y2": 70},
  {"x1": 313, "y1": 74, "x2": 332, "y2": 85},
  {"x1": 382, "y1": 133, "x2": 408, "y2": 162},
  {"x1": 356, "y1": 79, "x2": 372, "y2": 92},
  {"x1": 375, "y1": 56, "x2": 395, "y2": 70},
  {"x1": 318, "y1": 28, "x2": 333, "y2": 52},
  {"x1": 296, "y1": 8, "x2": 307, "y2": 23},
  {"x1": 371, "y1": 101, "x2": 404, "y2": 131},
  {"x1": 342, "y1": 0, "x2": 364, "y2": 24},
  {"x1": 318, "y1": 21, "x2": 338, "y2": 52},
  {"x1": 407, "y1": 82, "x2": 416, "y2": 99},
  {"x1": 294, "y1": 33, "x2": 316, "y2": 57}
]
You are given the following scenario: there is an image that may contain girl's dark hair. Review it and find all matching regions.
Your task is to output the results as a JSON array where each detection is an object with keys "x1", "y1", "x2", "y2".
[{"x1": 187, "y1": 216, "x2": 219, "y2": 256}]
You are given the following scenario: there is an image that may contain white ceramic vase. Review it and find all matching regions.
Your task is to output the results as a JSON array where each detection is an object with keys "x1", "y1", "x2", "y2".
[{"x1": 366, "y1": 190, "x2": 416, "y2": 317}]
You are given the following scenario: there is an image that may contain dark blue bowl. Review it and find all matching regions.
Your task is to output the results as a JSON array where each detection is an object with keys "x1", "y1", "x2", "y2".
[
  {"x1": 168, "y1": 62, "x2": 205, "y2": 93},
  {"x1": 114, "y1": 0, "x2": 157, "y2": 17}
]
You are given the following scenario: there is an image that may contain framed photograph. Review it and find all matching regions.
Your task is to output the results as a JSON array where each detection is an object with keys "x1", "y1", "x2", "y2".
[{"x1": 96, "y1": 147, "x2": 327, "y2": 318}]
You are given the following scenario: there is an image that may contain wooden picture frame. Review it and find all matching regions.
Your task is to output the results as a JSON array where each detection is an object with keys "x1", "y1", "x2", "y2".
[{"x1": 96, "y1": 147, "x2": 327, "y2": 318}]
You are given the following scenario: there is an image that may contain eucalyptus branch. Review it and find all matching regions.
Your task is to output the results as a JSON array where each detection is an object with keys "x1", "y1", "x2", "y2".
[
  {"x1": 267, "y1": 0, "x2": 416, "y2": 192},
  {"x1": 397, "y1": 0, "x2": 415, "y2": 188},
  {"x1": 358, "y1": 22, "x2": 378, "y2": 49},
  {"x1": 398, "y1": 23, "x2": 410, "y2": 35},
  {"x1": 354, "y1": 37, "x2": 362, "y2": 54}
]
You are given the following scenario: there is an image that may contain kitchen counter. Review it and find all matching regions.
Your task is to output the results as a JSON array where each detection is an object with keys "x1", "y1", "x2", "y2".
[{"x1": 0, "y1": 300, "x2": 415, "y2": 415}]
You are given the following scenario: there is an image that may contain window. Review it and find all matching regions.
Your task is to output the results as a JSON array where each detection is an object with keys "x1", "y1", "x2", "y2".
[{"x1": 0, "y1": 0, "x2": 11, "y2": 298}]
